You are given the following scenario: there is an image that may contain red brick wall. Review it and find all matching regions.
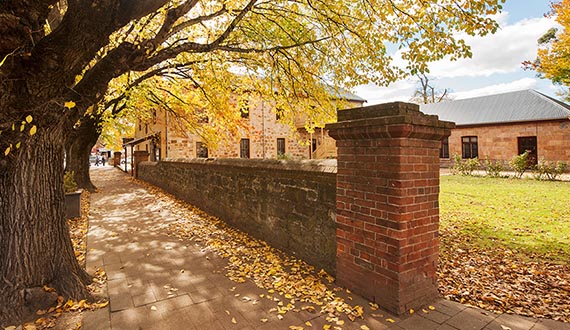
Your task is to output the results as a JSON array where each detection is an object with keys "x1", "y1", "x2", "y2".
[
  {"x1": 328, "y1": 102, "x2": 454, "y2": 315},
  {"x1": 446, "y1": 120, "x2": 570, "y2": 162}
]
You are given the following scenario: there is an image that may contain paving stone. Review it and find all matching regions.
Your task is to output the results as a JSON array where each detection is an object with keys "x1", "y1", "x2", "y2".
[
  {"x1": 482, "y1": 313, "x2": 537, "y2": 330},
  {"x1": 397, "y1": 314, "x2": 440, "y2": 330},
  {"x1": 179, "y1": 302, "x2": 217, "y2": 327},
  {"x1": 132, "y1": 290, "x2": 157, "y2": 307},
  {"x1": 446, "y1": 307, "x2": 496, "y2": 330},
  {"x1": 108, "y1": 292, "x2": 133, "y2": 312},
  {"x1": 531, "y1": 319, "x2": 570, "y2": 330},
  {"x1": 432, "y1": 299, "x2": 467, "y2": 317},
  {"x1": 420, "y1": 309, "x2": 453, "y2": 324},
  {"x1": 188, "y1": 286, "x2": 224, "y2": 304},
  {"x1": 162, "y1": 294, "x2": 193, "y2": 311},
  {"x1": 82, "y1": 307, "x2": 110, "y2": 330},
  {"x1": 435, "y1": 324, "x2": 460, "y2": 330}
]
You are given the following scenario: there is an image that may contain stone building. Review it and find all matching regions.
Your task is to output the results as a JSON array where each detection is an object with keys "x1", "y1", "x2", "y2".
[
  {"x1": 130, "y1": 91, "x2": 365, "y2": 160},
  {"x1": 421, "y1": 89, "x2": 570, "y2": 165}
]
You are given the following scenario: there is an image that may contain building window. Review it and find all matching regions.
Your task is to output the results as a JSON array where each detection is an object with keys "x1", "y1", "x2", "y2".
[
  {"x1": 239, "y1": 99, "x2": 249, "y2": 119},
  {"x1": 240, "y1": 139, "x2": 250, "y2": 158},
  {"x1": 145, "y1": 124, "x2": 148, "y2": 135},
  {"x1": 138, "y1": 122, "x2": 142, "y2": 131},
  {"x1": 276, "y1": 108, "x2": 283, "y2": 121},
  {"x1": 277, "y1": 138, "x2": 286, "y2": 156},
  {"x1": 440, "y1": 137, "x2": 449, "y2": 158},
  {"x1": 461, "y1": 136, "x2": 478, "y2": 159},
  {"x1": 312, "y1": 139, "x2": 317, "y2": 152},
  {"x1": 196, "y1": 142, "x2": 208, "y2": 158}
]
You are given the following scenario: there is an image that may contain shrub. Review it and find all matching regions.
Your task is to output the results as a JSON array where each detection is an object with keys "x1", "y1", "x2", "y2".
[
  {"x1": 483, "y1": 158, "x2": 504, "y2": 178},
  {"x1": 534, "y1": 159, "x2": 567, "y2": 181},
  {"x1": 451, "y1": 154, "x2": 479, "y2": 176},
  {"x1": 64, "y1": 171, "x2": 78, "y2": 193},
  {"x1": 509, "y1": 151, "x2": 531, "y2": 178}
]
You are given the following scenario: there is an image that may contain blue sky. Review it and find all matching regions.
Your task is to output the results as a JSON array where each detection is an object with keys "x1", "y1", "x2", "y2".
[{"x1": 354, "y1": 0, "x2": 560, "y2": 105}]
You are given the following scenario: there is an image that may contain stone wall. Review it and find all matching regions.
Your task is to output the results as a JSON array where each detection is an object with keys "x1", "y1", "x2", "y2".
[
  {"x1": 138, "y1": 158, "x2": 338, "y2": 274},
  {"x1": 447, "y1": 120, "x2": 570, "y2": 163}
]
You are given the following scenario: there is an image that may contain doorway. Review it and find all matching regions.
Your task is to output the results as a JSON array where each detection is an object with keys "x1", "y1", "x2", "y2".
[{"x1": 517, "y1": 136, "x2": 537, "y2": 166}]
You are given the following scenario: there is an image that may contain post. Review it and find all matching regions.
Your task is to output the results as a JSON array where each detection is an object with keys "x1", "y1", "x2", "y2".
[
  {"x1": 113, "y1": 151, "x2": 121, "y2": 167},
  {"x1": 133, "y1": 150, "x2": 149, "y2": 178},
  {"x1": 326, "y1": 102, "x2": 454, "y2": 314}
]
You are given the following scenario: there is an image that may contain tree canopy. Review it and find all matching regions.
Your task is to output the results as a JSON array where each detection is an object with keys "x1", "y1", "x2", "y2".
[
  {"x1": 525, "y1": 0, "x2": 570, "y2": 97},
  {"x1": 1, "y1": 0, "x2": 505, "y2": 158}
]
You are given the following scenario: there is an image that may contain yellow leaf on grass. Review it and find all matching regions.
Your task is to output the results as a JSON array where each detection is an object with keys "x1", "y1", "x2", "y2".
[
  {"x1": 409, "y1": 309, "x2": 414, "y2": 314},
  {"x1": 26, "y1": 115, "x2": 33, "y2": 123},
  {"x1": 4, "y1": 146, "x2": 11, "y2": 156},
  {"x1": 360, "y1": 326, "x2": 370, "y2": 330},
  {"x1": 428, "y1": 305, "x2": 436, "y2": 310},
  {"x1": 323, "y1": 325, "x2": 331, "y2": 330},
  {"x1": 386, "y1": 318, "x2": 395, "y2": 323},
  {"x1": 260, "y1": 318, "x2": 268, "y2": 323},
  {"x1": 231, "y1": 317, "x2": 237, "y2": 324},
  {"x1": 305, "y1": 320, "x2": 312, "y2": 326},
  {"x1": 29, "y1": 125, "x2": 37, "y2": 136}
]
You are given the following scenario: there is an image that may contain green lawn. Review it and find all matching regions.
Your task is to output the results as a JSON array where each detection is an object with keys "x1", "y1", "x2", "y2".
[{"x1": 439, "y1": 175, "x2": 570, "y2": 263}]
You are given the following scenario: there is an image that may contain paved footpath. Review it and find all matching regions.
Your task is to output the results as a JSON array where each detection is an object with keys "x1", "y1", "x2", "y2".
[{"x1": 82, "y1": 167, "x2": 569, "y2": 330}]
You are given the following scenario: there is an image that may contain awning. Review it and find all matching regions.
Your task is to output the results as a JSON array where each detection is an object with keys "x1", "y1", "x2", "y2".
[{"x1": 122, "y1": 132, "x2": 160, "y2": 147}]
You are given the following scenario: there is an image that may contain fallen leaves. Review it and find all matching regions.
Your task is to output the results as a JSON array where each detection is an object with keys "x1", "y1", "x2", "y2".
[
  {"x1": 439, "y1": 225, "x2": 570, "y2": 323},
  {"x1": 136, "y1": 182, "x2": 372, "y2": 328}
]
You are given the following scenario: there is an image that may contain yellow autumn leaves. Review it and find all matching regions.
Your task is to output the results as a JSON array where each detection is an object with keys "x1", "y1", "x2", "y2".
[
  {"x1": 3, "y1": 115, "x2": 35, "y2": 156},
  {"x1": 2, "y1": 100, "x2": 74, "y2": 157}
]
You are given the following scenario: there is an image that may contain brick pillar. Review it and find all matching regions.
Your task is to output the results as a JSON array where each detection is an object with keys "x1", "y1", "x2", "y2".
[
  {"x1": 113, "y1": 151, "x2": 122, "y2": 167},
  {"x1": 326, "y1": 102, "x2": 454, "y2": 315},
  {"x1": 133, "y1": 150, "x2": 149, "y2": 178}
]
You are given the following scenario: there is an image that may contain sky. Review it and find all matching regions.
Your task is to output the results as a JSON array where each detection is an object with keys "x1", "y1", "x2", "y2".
[{"x1": 354, "y1": 0, "x2": 561, "y2": 105}]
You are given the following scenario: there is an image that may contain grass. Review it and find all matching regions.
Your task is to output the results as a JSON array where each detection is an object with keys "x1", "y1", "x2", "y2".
[{"x1": 439, "y1": 175, "x2": 570, "y2": 263}]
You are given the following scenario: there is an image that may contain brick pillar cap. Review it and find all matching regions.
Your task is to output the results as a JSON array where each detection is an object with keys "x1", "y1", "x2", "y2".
[{"x1": 327, "y1": 102, "x2": 454, "y2": 140}]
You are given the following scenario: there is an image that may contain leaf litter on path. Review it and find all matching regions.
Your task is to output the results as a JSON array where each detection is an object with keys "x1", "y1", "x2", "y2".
[{"x1": 139, "y1": 181, "x2": 374, "y2": 328}]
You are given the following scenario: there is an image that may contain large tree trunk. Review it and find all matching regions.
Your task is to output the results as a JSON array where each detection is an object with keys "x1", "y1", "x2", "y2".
[
  {"x1": 0, "y1": 127, "x2": 91, "y2": 327},
  {"x1": 66, "y1": 117, "x2": 102, "y2": 192}
]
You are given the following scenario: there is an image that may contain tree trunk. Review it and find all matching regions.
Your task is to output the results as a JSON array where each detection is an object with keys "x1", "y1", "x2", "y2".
[
  {"x1": 0, "y1": 127, "x2": 91, "y2": 327},
  {"x1": 66, "y1": 117, "x2": 102, "y2": 192}
]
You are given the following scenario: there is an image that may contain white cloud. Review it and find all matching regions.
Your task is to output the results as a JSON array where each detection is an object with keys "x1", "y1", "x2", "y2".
[
  {"x1": 354, "y1": 80, "x2": 416, "y2": 104},
  {"x1": 428, "y1": 13, "x2": 556, "y2": 78},
  {"x1": 450, "y1": 78, "x2": 539, "y2": 99}
]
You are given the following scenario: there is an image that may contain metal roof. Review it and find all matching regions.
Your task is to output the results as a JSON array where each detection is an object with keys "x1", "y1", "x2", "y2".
[
  {"x1": 336, "y1": 88, "x2": 367, "y2": 103},
  {"x1": 419, "y1": 89, "x2": 570, "y2": 125},
  {"x1": 325, "y1": 86, "x2": 367, "y2": 103}
]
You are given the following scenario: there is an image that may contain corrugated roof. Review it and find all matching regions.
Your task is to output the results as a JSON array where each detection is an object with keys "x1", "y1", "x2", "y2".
[
  {"x1": 325, "y1": 85, "x2": 367, "y2": 103},
  {"x1": 336, "y1": 88, "x2": 367, "y2": 103},
  {"x1": 419, "y1": 89, "x2": 570, "y2": 125}
]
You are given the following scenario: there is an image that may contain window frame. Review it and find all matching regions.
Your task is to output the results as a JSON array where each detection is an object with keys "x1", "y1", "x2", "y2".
[
  {"x1": 276, "y1": 138, "x2": 286, "y2": 156},
  {"x1": 240, "y1": 138, "x2": 250, "y2": 158},
  {"x1": 461, "y1": 136, "x2": 478, "y2": 159},
  {"x1": 196, "y1": 142, "x2": 208, "y2": 158},
  {"x1": 440, "y1": 137, "x2": 450, "y2": 159}
]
